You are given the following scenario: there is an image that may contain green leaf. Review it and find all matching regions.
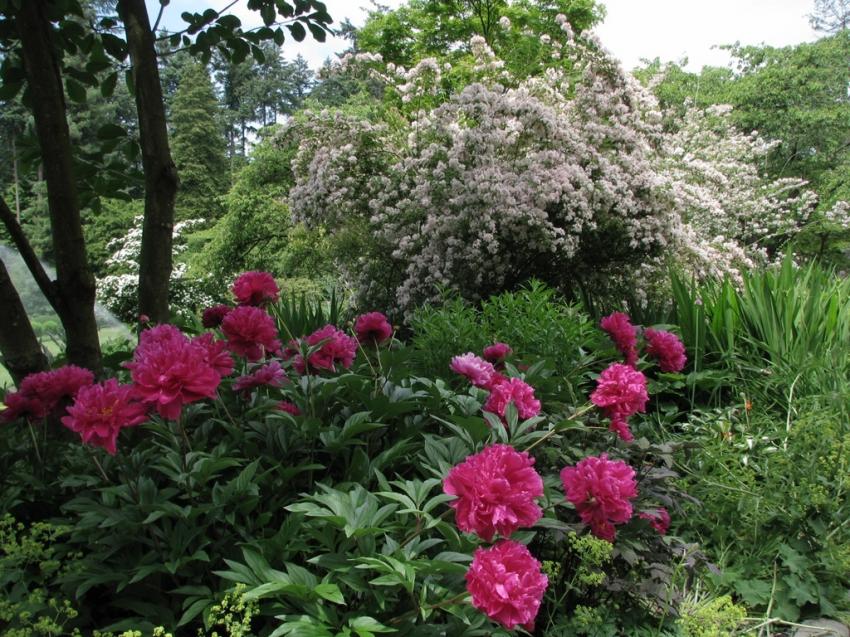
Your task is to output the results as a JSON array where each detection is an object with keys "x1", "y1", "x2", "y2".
[
  {"x1": 177, "y1": 598, "x2": 210, "y2": 627},
  {"x1": 288, "y1": 22, "x2": 306, "y2": 41},
  {"x1": 349, "y1": 616, "x2": 396, "y2": 636},
  {"x1": 314, "y1": 583, "x2": 344, "y2": 604},
  {"x1": 96, "y1": 123, "x2": 126, "y2": 140},
  {"x1": 66, "y1": 77, "x2": 87, "y2": 103},
  {"x1": 100, "y1": 71, "x2": 118, "y2": 97}
]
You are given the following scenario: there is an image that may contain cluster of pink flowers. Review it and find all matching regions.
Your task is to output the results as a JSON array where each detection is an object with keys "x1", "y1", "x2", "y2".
[
  {"x1": 466, "y1": 540, "x2": 549, "y2": 631},
  {"x1": 600, "y1": 312, "x2": 687, "y2": 374},
  {"x1": 443, "y1": 444, "x2": 543, "y2": 541},
  {"x1": 354, "y1": 311, "x2": 393, "y2": 345},
  {"x1": 0, "y1": 365, "x2": 93, "y2": 423},
  {"x1": 590, "y1": 363, "x2": 649, "y2": 442},
  {"x1": 221, "y1": 306, "x2": 281, "y2": 362},
  {"x1": 232, "y1": 271, "x2": 280, "y2": 306},
  {"x1": 61, "y1": 379, "x2": 147, "y2": 455},
  {"x1": 289, "y1": 324, "x2": 358, "y2": 374},
  {"x1": 125, "y1": 325, "x2": 227, "y2": 421},
  {"x1": 560, "y1": 453, "x2": 638, "y2": 542},
  {"x1": 600, "y1": 312, "x2": 638, "y2": 367},
  {"x1": 233, "y1": 361, "x2": 287, "y2": 396},
  {"x1": 450, "y1": 345, "x2": 541, "y2": 423},
  {"x1": 644, "y1": 328, "x2": 687, "y2": 373}
]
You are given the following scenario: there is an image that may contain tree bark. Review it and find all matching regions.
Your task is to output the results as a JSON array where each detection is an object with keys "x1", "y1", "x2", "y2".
[
  {"x1": 118, "y1": 0, "x2": 178, "y2": 324},
  {"x1": 15, "y1": 0, "x2": 102, "y2": 374},
  {"x1": 0, "y1": 257, "x2": 48, "y2": 386}
]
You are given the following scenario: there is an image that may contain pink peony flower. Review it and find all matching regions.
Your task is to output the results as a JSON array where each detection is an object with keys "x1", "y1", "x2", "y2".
[
  {"x1": 483, "y1": 342, "x2": 512, "y2": 365},
  {"x1": 590, "y1": 363, "x2": 648, "y2": 442},
  {"x1": 233, "y1": 361, "x2": 287, "y2": 396},
  {"x1": 202, "y1": 304, "x2": 233, "y2": 328},
  {"x1": 221, "y1": 306, "x2": 282, "y2": 362},
  {"x1": 600, "y1": 312, "x2": 638, "y2": 367},
  {"x1": 1, "y1": 365, "x2": 94, "y2": 423},
  {"x1": 450, "y1": 353, "x2": 497, "y2": 388},
  {"x1": 443, "y1": 444, "x2": 543, "y2": 541},
  {"x1": 644, "y1": 329, "x2": 687, "y2": 373},
  {"x1": 61, "y1": 379, "x2": 148, "y2": 454},
  {"x1": 126, "y1": 326, "x2": 221, "y2": 420},
  {"x1": 640, "y1": 507, "x2": 671, "y2": 535},
  {"x1": 483, "y1": 377, "x2": 541, "y2": 421},
  {"x1": 560, "y1": 453, "x2": 638, "y2": 541},
  {"x1": 192, "y1": 333, "x2": 235, "y2": 378},
  {"x1": 232, "y1": 271, "x2": 280, "y2": 306},
  {"x1": 466, "y1": 540, "x2": 548, "y2": 631},
  {"x1": 276, "y1": 400, "x2": 301, "y2": 416},
  {"x1": 354, "y1": 311, "x2": 393, "y2": 344},
  {"x1": 292, "y1": 325, "x2": 357, "y2": 374}
]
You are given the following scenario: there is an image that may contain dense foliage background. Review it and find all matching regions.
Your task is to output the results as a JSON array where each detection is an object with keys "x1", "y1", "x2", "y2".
[{"x1": 1, "y1": 0, "x2": 850, "y2": 635}]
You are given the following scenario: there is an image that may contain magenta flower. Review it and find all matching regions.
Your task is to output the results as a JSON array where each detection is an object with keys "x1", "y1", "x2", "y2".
[
  {"x1": 600, "y1": 312, "x2": 638, "y2": 367},
  {"x1": 443, "y1": 444, "x2": 543, "y2": 541},
  {"x1": 483, "y1": 377, "x2": 541, "y2": 421},
  {"x1": 482, "y1": 342, "x2": 512, "y2": 365},
  {"x1": 202, "y1": 304, "x2": 233, "y2": 328},
  {"x1": 221, "y1": 306, "x2": 282, "y2": 362},
  {"x1": 61, "y1": 379, "x2": 148, "y2": 455},
  {"x1": 354, "y1": 311, "x2": 393, "y2": 345},
  {"x1": 233, "y1": 361, "x2": 287, "y2": 396},
  {"x1": 450, "y1": 352, "x2": 497, "y2": 388},
  {"x1": 466, "y1": 540, "x2": 548, "y2": 631},
  {"x1": 644, "y1": 328, "x2": 687, "y2": 373},
  {"x1": 590, "y1": 363, "x2": 648, "y2": 442},
  {"x1": 560, "y1": 453, "x2": 638, "y2": 541},
  {"x1": 1, "y1": 365, "x2": 94, "y2": 423},
  {"x1": 640, "y1": 507, "x2": 671, "y2": 535},
  {"x1": 126, "y1": 326, "x2": 221, "y2": 420},
  {"x1": 231, "y1": 271, "x2": 280, "y2": 306},
  {"x1": 192, "y1": 333, "x2": 235, "y2": 378},
  {"x1": 292, "y1": 325, "x2": 357, "y2": 374},
  {"x1": 276, "y1": 400, "x2": 301, "y2": 416}
]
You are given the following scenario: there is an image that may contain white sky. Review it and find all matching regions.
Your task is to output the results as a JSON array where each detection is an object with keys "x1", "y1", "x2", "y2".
[{"x1": 148, "y1": 0, "x2": 821, "y2": 71}]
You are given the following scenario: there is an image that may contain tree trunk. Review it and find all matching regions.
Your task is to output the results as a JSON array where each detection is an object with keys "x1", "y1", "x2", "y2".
[
  {"x1": 0, "y1": 257, "x2": 48, "y2": 386},
  {"x1": 15, "y1": 0, "x2": 102, "y2": 374},
  {"x1": 11, "y1": 134, "x2": 20, "y2": 222},
  {"x1": 118, "y1": 0, "x2": 178, "y2": 324}
]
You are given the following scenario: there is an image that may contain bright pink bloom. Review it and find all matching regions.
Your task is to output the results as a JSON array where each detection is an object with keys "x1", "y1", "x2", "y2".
[
  {"x1": 466, "y1": 540, "x2": 548, "y2": 631},
  {"x1": 221, "y1": 306, "x2": 281, "y2": 362},
  {"x1": 276, "y1": 400, "x2": 301, "y2": 416},
  {"x1": 590, "y1": 363, "x2": 648, "y2": 442},
  {"x1": 61, "y1": 379, "x2": 148, "y2": 455},
  {"x1": 354, "y1": 312, "x2": 393, "y2": 344},
  {"x1": 233, "y1": 361, "x2": 287, "y2": 395},
  {"x1": 443, "y1": 444, "x2": 543, "y2": 541},
  {"x1": 192, "y1": 333, "x2": 235, "y2": 378},
  {"x1": 202, "y1": 304, "x2": 233, "y2": 328},
  {"x1": 126, "y1": 327, "x2": 221, "y2": 420},
  {"x1": 483, "y1": 377, "x2": 541, "y2": 421},
  {"x1": 232, "y1": 271, "x2": 280, "y2": 306},
  {"x1": 450, "y1": 353, "x2": 496, "y2": 388},
  {"x1": 1, "y1": 365, "x2": 94, "y2": 423},
  {"x1": 600, "y1": 312, "x2": 638, "y2": 367},
  {"x1": 292, "y1": 325, "x2": 357, "y2": 374},
  {"x1": 644, "y1": 329, "x2": 687, "y2": 373},
  {"x1": 640, "y1": 507, "x2": 671, "y2": 535},
  {"x1": 560, "y1": 453, "x2": 638, "y2": 541},
  {"x1": 483, "y1": 342, "x2": 512, "y2": 365}
]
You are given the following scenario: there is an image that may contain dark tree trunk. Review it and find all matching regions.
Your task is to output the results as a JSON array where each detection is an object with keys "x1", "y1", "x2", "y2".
[
  {"x1": 15, "y1": 0, "x2": 102, "y2": 374},
  {"x1": 0, "y1": 257, "x2": 48, "y2": 386},
  {"x1": 118, "y1": 0, "x2": 178, "y2": 324}
]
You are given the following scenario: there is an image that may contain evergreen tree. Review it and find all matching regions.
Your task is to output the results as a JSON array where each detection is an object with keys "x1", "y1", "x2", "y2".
[{"x1": 171, "y1": 63, "x2": 229, "y2": 221}]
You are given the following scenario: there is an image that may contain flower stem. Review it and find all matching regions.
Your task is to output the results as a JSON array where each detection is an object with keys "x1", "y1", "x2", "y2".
[{"x1": 524, "y1": 403, "x2": 594, "y2": 452}]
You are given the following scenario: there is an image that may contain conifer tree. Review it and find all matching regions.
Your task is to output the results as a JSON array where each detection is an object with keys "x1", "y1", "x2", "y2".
[{"x1": 170, "y1": 62, "x2": 229, "y2": 220}]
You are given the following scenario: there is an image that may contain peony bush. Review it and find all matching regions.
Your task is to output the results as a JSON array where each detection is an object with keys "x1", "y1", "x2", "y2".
[{"x1": 1, "y1": 273, "x2": 701, "y2": 635}]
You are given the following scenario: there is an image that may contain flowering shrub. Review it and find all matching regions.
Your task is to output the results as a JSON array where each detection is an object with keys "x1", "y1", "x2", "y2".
[{"x1": 0, "y1": 274, "x2": 701, "y2": 634}]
